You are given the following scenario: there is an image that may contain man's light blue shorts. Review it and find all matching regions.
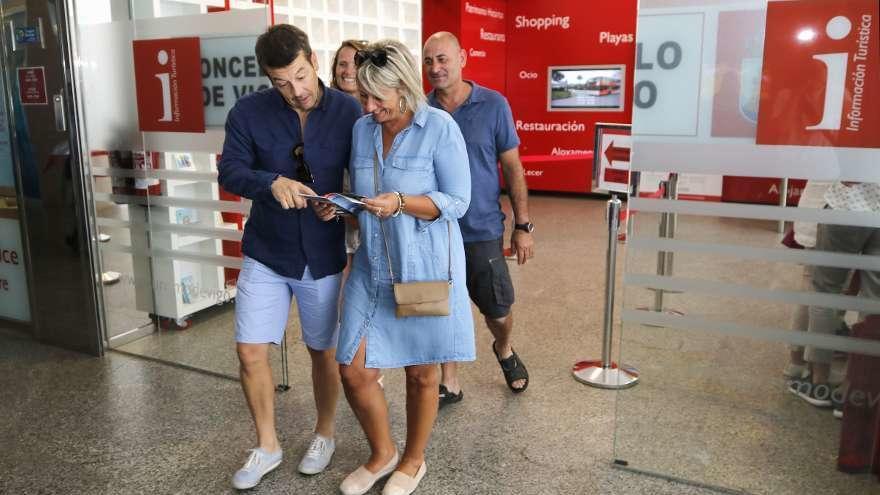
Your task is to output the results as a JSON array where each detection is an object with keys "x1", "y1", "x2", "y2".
[{"x1": 235, "y1": 256, "x2": 341, "y2": 350}]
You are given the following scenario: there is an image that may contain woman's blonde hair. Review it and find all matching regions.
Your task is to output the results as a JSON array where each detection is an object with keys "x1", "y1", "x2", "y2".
[
  {"x1": 357, "y1": 39, "x2": 425, "y2": 112},
  {"x1": 330, "y1": 39, "x2": 368, "y2": 91}
]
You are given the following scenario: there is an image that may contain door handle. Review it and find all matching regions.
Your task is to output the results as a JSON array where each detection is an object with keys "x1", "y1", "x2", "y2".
[{"x1": 53, "y1": 93, "x2": 66, "y2": 131}]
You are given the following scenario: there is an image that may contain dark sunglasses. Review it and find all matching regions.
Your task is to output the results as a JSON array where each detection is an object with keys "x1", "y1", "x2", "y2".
[
  {"x1": 354, "y1": 49, "x2": 388, "y2": 67},
  {"x1": 292, "y1": 143, "x2": 314, "y2": 183}
]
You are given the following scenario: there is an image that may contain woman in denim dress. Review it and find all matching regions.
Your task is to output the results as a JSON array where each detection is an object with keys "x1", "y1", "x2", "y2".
[{"x1": 314, "y1": 39, "x2": 474, "y2": 495}]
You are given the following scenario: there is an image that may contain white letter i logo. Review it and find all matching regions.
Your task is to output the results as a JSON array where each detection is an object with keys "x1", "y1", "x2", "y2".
[
  {"x1": 806, "y1": 16, "x2": 852, "y2": 131},
  {"x1": 156, "y1": 50, "x2": 172, "y2": 122}
]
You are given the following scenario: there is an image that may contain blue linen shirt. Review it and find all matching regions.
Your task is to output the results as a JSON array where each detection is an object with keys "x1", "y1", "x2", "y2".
[
  {"x1": 336, "y1": 104, "x2": 476, "y2": 368},
  {"x1": 218, "y1": 81, "x2": 362, "y2": 279},
  {"x1": 428, "y1": 82, "x2": 520, "y2": 242}
]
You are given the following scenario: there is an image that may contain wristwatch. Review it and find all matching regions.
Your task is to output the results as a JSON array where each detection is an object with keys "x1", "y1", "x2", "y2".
[{"x1": 514, "y1": 222, "x2": 535, "y2": 233}]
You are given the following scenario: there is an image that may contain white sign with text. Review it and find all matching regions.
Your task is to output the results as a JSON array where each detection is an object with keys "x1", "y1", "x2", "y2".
[
  {"x1": 632, "y1": 13, "x2": 704, "y2": 136},
  {"x1": 0, "y1": 218, "x2": 30, "y2": 322}
]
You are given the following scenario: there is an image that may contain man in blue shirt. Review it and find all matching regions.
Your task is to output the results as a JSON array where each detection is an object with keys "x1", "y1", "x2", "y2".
[
  {"x1": 424, "y1": 32, "x2": 536, "y2": 405},
  {"x1": 218, "y1": 25, "x2": 361, "y2": 489}
]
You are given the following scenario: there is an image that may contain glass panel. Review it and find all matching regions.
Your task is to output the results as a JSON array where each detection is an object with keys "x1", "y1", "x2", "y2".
[
  {"x1": 70, "y1": 2, "x2": 287, "y2": 380},
  {"x1": 1, "y1": 0, "x2": 100, "y2": 351},
  {"x1": 70, "y1": 0, "x2": 424, "y2": 377},
  {"x1": 614, "y1": 0, "x2": 880, "y2": 492},
  {"x1": 75, "y1": 3, "x2": 157, "y2": 347},
  {"x1": 0, "y1": 55, "x2": 30, "y2": 324}
]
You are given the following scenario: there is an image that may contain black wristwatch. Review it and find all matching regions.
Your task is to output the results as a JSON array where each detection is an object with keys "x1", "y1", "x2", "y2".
[{"x1": 514, "y1": 222, "x2": 535, "y2": 233}]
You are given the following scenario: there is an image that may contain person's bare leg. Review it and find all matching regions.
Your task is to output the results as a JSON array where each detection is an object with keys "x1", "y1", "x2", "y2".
[
  {"x1": 340, "y1": 339, "x2": 396, "y2": 471},
  {"x1": 439, "y1": 362, "x2": 460, "y2": 394},
  {"x1": 485, "y1": 311, "x2": 526, "y2": 390},
  {"x1": 238, "y1": 343, "x2": 280, "y2": 452},
  {"x1": 811, "y1": 362, "x2": 832, "y2": 384},
  {"x1": 308, "y1": 346, "x2": 340, "y2": 438},
  {"x1": 397, "y1": 364, "x2": 439, "y2": 476}
]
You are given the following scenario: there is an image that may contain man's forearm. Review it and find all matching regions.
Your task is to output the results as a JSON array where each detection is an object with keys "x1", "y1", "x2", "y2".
[{"x1": 502, "y1": 162, "x2": 530, "y2": 223}]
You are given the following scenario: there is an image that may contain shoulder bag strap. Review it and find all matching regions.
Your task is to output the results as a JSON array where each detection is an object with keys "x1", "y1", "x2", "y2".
[{"x1": 374, "y1": 150, "x2": 452, "y2": 284}]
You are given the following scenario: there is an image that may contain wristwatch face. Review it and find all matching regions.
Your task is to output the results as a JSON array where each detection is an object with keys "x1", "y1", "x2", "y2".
[{"x1": 516, "y1": 222, "x2": 535, "y2": 233}]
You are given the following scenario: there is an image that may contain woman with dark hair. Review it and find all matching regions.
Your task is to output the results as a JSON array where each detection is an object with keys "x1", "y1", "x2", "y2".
[{"x1": 315, "y1": 39, "x2": 474, "y2": 495}]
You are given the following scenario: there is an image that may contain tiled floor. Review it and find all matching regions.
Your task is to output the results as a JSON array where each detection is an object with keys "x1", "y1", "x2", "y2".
[{"x1": 3, "y1": 195, "x2": 877, "y2": 494}]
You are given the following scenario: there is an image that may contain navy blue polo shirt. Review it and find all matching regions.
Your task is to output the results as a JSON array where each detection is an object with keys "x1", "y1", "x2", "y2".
[
  {"x1": 428, "y1": 82, "x2": 520, "y2": 243},
  {"x1": 218, "y1": 81, "x2": 362, "y2": 279}
]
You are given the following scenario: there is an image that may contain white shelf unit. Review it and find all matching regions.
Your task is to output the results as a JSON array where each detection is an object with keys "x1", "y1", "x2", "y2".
[{"x1": 143, "y1": 152, "x2": 235, "y2": 320}]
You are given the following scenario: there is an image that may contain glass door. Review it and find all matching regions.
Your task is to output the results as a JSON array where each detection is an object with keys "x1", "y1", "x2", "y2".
[
  {"x1": 613, "y1": 0, "x2": 880, "y2": 492},
  {"x1": 0, "y1": 0, "x2": 101, "y2": 353}
]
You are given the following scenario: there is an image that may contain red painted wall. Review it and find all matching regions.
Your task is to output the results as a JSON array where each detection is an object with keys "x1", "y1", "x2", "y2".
[
  {"x1": 505, "y1": 0, "x2": 637, "y2": 193},
  {"x1": 459, "y1": 0, "x2": 507, "y2": 93},
  {"x1": 421, "y1": 0, "x2": 463, "y2": 93},
  {"x1": 424, "y1": 0, "x2": 638, "y2": 193},
  {"x1": 722, "y1": 176, "x2": 806, "y2": 206}
]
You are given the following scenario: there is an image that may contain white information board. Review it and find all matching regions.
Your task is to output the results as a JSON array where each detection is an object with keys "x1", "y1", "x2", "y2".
[{"x1": 0, "y1": 217, "x2": 30, "y2": 322}]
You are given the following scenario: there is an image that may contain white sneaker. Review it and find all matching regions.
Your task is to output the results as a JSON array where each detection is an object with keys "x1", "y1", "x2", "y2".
[
  {"x1": 101, "y1": 271, "x2": 121, "y2": 285},
  {"x1": 298, "y1": 434, "x2": 335, "y2": 475},
  {"x1": 232, "y1": 447, "x2": 283, "y2": 490}
]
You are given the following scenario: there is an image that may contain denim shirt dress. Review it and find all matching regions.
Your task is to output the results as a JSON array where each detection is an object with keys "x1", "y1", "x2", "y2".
[{"x1": 335, "y1": 105, "x2": 476, "y2": 368}]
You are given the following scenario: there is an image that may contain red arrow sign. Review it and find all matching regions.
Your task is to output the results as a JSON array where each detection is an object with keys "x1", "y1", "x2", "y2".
[{"x1": 604, "y1": 140, "x2": 630, "y2": 164}]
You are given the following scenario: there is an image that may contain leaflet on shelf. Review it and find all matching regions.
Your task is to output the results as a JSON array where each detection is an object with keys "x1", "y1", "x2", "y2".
[
  {"x1": 180, "y1": 274, "x2": 195, "y2": 304},
  {"x1": 175, "y1": 208, "x2": 199, "y2": 225},
  {"x1": 170, "y1": 152, "x2": 195, "y2": 170}
]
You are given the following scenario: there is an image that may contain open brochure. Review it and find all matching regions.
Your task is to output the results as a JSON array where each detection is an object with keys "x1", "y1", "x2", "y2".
[{"x1": 298, "y1": 192, "x2": 367, "y2": 215}]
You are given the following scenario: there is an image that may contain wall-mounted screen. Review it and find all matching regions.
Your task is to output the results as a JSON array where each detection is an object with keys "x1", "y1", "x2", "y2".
[{"x1": 548, "y1": 65, "x2": 625, "y2": 112}]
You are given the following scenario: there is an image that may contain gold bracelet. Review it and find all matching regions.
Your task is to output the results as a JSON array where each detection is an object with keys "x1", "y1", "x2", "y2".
[{"x1": 391, "y1": 191, "x2": 404, "y2": 217}]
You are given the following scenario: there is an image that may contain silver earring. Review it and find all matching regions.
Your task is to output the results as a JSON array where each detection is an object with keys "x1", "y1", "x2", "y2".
[{"x1": 398, "y1": 97, "x2": 407, "y2": 114}]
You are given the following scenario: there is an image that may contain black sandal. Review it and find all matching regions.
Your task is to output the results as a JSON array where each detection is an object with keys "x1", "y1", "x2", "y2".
[
  {"x1": 438, "y1": 384, "x2": 463, "y2": 408},
  {"x1": 492, "y1": 341, "x2": 529, "y2": 394}
]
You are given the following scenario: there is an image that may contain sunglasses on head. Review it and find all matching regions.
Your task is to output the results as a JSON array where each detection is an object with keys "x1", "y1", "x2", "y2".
[
  {"x1": 292, "y1": 143, "x2": 314, "y2": 183},
  {"x1": 354, "y1": 49, "x2": 388, "y2": 67}
]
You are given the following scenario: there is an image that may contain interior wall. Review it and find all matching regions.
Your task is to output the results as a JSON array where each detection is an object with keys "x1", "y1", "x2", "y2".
[{"x1": 422, "y1": 0, "x2": 639, "y2": 193}]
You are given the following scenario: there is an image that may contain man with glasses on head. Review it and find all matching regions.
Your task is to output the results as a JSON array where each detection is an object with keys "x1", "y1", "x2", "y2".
[
  {"x1": 423, "y1": 31, "x2": 535, "y2": 405},
  {"x1": 218, "y1": 24, "x2": 361, "y2": 490}
]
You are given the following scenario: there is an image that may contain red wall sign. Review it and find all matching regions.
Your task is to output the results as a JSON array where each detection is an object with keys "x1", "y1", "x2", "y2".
[
  {"x1": 505, "y1": 0, "x2": 637, "y2": 193},
  {"x1": 757, "y1": 0, "x2": 878, "y2": 148},
  {"x1": 132, "y1": 37, "x2": 205, "y2": 133},
  {"x1": 460, "y1": 0, "x2": 508, "y2": 93},
  {"x1": 722, "y1": 177, "x2": 807, "y2": 206},
  {"x1": 423, "y1": 0, "x2": 638, "y2": 193},
  {"x1": 17, "y1": 67, "x2": 47, "y2": 106}
]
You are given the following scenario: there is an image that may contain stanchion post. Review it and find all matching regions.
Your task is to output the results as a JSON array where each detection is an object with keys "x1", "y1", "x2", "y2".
[
  {"x1": 778, "y1": 177, "x2": 788, "y2": 234},
  {"x1": 664, "y1": 173, "x2": 678, "y2": 276},
  {"x1": 654, "y1": 180, "x2": 669, "y2": 311},
  {"x1": 572, "y1": 195, "x2": 640, "y2": 389},
  {"x1": 276, "y1": 332, "x2": 291, "y2": 392},
  {"x1": 627, "y1": 171, "x2": 640, "y2": 241}
]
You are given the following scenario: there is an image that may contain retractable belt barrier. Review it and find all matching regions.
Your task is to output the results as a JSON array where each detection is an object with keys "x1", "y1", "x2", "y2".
[{"x1": 572, "y1": 194, "x2": 640, "y2": 389}]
